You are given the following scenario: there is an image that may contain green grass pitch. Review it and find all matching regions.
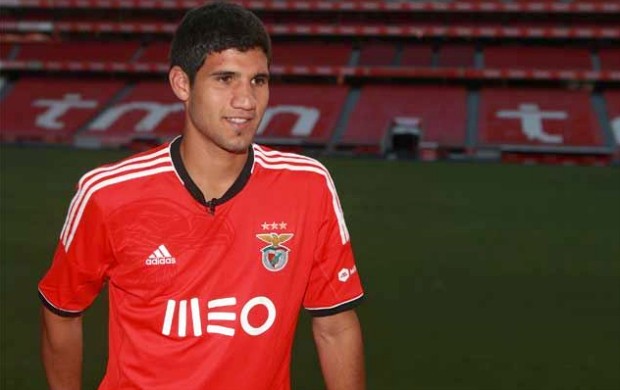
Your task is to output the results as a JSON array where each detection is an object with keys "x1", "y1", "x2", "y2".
[{"x1": 1, "y1": 145, "x2": 619, "y2": 389}]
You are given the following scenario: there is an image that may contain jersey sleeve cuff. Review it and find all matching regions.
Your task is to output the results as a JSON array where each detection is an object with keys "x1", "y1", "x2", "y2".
[
  {"x1": 305, "y1": 293, "x2": 365, "y2": 317},
  {"x1": 38, "y1": 290, "x2": 83, "y2": 317}
]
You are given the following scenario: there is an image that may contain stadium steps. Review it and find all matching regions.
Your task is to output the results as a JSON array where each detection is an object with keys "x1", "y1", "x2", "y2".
[
  {"x1": 0, "y1": 77, "x2": 14, "y2": 100},
  {"x1": 465, "y1": 89, "x2": 485, "y2": 159},
  {"x1": 73, "y1": 83, "x2": 137, "y2": 149},
  {"x1": 591, "y1": 92, "x2": 618, "y2": 151},
  {"x1": 327, "y1": 87, "x2": 362, "y2": 153}
]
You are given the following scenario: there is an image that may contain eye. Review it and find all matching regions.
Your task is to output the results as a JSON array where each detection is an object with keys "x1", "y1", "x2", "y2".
[
  {"x1": 215, "y1": 74, "x2": 233, "y2": 84},
  {"x1": 252, "y1": 76, "x2": 269, "y2": 86}
]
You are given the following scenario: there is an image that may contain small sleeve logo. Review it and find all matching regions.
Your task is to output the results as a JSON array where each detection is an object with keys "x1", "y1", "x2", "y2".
[{"x1": 338, "y1": 265, "x2": 357, "y2": 283}]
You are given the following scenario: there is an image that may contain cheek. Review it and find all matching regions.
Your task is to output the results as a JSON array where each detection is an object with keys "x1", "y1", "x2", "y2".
[{"x1": 190, "y1": 89, "x2": 223, "y2": 120}]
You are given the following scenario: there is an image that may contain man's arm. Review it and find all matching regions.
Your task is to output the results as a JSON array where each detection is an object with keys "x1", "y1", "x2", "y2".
[
  {"x1": 312, "y1": 309, "x2": 365, "y2": 390},
  {"x1": 41, "y1": 306, "x2": 83, "y2": 390}
]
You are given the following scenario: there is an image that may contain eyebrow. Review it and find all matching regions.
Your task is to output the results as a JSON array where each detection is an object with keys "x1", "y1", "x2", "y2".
[
  {"x1": 209, "y1": 70, "x2": 236, "y2": 78},
  {"x1": 209, "y1": 70, "x2": 270, "y2": 79}
]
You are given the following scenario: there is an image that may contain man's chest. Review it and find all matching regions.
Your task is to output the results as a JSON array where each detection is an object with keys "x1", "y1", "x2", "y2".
[{"x1": 103, "y1": 194, "x2": 318, "y2": 300}]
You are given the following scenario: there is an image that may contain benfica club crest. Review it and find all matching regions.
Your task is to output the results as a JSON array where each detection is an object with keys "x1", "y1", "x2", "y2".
[{"x1": 256, "y1": 233, "x2": 294, "y2": 272}]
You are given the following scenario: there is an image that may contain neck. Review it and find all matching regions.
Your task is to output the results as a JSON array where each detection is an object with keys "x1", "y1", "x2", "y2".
[{"x1": 179, "y1": 134, "x2": 249, "y2": 201}]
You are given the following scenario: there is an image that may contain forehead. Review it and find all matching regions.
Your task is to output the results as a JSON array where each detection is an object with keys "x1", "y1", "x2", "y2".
[{"x1": 202, "y1": 48, "x2": 269, "y2": 74}]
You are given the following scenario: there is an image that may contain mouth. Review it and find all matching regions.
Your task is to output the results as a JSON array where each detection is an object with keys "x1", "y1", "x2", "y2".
[{"x1": 224, "y1": 116, "x2": 253, "y2": 125}]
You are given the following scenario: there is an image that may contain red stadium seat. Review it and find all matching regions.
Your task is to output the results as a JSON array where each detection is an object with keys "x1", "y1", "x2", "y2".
[
  {"x1": 138, "y1": 41, "x2": 171, "y2": 63},
  {"x1": 599, "y1": 48, "x2": 620, "y2": 71},
  {"x1": 16, "y1": 41, "x2": 140, "y2": 62},
  {"x1": 0, "y1": 77, "x2": 125, "y2": 143},
  {"x1": 358, "y1": 42, "x2": 397, "y2": 66},
  {"x1": 478, "y1": 88, "x2": 604, "y2": 149},
  {"x1": 340, "y1": 85, "x2": 468, "y2": 153},
  {"x1": 272, "y1": 42, "x2": 352, "y2": 66},
  {"x1": 400, "y1": 44, "x2": 434, "y2": 67},
  {"x1": 484, "y1": 45, "x2": 592, "y2": 70},
  {"x1": 437, "y1": 44, "x2": 475, "y2": 68}
]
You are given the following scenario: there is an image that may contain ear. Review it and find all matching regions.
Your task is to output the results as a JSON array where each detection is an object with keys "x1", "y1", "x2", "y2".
[{"x1": 169, "y1": 66, "x2": 191, "y2": 102}]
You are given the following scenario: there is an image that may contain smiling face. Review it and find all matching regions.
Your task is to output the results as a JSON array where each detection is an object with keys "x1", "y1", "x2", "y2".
[{"x1": 170, "y1": 48, "x2": 270, "y2": 155}]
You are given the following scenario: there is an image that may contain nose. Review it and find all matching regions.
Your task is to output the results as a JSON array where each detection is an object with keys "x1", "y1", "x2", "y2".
[{"x1": 231, "y1": 81, "x2": 256, "y2": 111}]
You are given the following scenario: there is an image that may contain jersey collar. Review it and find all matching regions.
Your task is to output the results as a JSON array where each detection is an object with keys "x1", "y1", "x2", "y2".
[{"x1": 169, "y1": 136, "x2": 254, "y2": 210}]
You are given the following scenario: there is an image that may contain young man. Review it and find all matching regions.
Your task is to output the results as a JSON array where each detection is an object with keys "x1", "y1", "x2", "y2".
[{"x1": 39, "y1": 2, "x2": 365, "y2": 389}]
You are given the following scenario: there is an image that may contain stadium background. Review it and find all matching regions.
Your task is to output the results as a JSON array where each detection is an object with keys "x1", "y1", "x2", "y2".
[{"x1": 0, "y1": 0, "x2": 619, "y2": 389}]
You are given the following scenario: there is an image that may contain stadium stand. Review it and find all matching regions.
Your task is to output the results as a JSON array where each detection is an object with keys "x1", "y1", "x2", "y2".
[
  {"x1": 358, "y1": 42, "x2": 398, "y2": 66},
  {"x1": 478, "y1": 88, "x2": 604, "y2": 148},
  {"x1": 437, "y1": 44, "x2": 476, "y2": 69},
  {"x1": 478, "y1": 87, "x2": 613, "y2": 165},
  {"x1": 7, "y1": 79, "x2": 349, "y2": 150},
  {"x1": 340, "y1": 85, "x2": 468, "y2": 159},
  {"x1": 15, "y1": 41, "x2": 141, "y2": 62},
  {"x1": 271, "y1": 42, "x2": 353, "y2": 67},
  {"x1": 74, "y1": 81, "x2": 183, "y2": 149},
  {"x1": 256, "y1": 84, "x2": 349, "y2": 147},
  {"x1": 483, "y1": 46, "x2": 593, "y2": 71},
  {"x1": 0, "y1": 0, "x2": 619, "y2": 166},
  {"x1": 599, "y1": 48, "x2": 620, "y2": 71},
  {"x1": 0, "y1": 77, "x2": 125, "y2": 143},
  {"x1": 400, "y1": 44, "x2": 434, "y2": 68},
  {"x1": 137, "y1": 41, "x2": 170, "y2": 63}
]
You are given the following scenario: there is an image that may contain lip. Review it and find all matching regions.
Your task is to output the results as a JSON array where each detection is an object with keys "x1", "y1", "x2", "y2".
[
  {"x1": 224, "y1": 116, "x2": 253, "y2": 124},
  {"x1": 224, "y1": 116, "x2": 255, "y2": 132}
]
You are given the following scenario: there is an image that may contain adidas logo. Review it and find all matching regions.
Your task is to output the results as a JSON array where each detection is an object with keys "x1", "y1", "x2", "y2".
[{"x1": 145, "y1": 244, "x2": 177, "y2": 266}]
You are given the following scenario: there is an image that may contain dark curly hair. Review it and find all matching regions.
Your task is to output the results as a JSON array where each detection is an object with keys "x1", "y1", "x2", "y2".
[{"x1": 169, "y1": 1, "x2": 272, "y2": 84}]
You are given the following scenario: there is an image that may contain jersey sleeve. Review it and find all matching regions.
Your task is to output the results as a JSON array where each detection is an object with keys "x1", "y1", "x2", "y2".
[
  {"x1": 303, "y1": 172, "x2": 364, "y2": 317},
  {"x1": 38, "y1": 189, "x2": 114, "y2": 317}
]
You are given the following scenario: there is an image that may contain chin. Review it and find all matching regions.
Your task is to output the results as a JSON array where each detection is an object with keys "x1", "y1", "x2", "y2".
[{"x1": 222, "y1": 140, "x2": 253, "y2": 154}]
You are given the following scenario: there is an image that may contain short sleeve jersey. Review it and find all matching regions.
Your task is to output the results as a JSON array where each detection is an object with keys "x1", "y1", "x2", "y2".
[{"x1": 38, "y1": 137, "x2": 364, "y2": 390}]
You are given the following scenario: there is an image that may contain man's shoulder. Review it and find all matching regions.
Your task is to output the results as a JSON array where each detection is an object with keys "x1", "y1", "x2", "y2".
[
  {"x1": 74, "y1": 142, "x2": 174, "y2": 196},
  {"x1": 252, "y1": 144, "x2": 332, "y2": 180}
]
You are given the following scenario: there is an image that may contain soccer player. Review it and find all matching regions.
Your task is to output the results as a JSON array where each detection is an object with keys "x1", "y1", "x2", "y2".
[{"x1": 38, "y1": 2, "x2": 365, "y2": 389}]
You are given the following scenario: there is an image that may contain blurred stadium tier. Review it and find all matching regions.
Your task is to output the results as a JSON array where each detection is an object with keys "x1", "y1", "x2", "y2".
[{"x1": 0, "y1": 0, "x2": 619, "y2": 165}]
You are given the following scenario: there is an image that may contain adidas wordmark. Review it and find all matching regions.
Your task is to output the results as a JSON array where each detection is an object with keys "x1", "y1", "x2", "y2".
[{"x1": 145, "y1": 244, "x2": 177, "y2": 266}]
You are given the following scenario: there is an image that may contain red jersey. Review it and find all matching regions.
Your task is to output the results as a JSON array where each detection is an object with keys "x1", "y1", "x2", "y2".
[{"x1": 38, "y1": 137, "x2": 364, "y2": 389}]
